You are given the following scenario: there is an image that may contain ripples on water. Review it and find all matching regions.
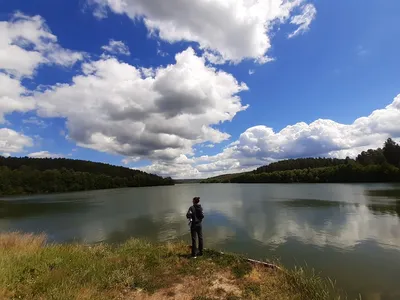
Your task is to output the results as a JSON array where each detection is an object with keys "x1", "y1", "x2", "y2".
[{"x1": 1, "y1": 184, "x2": 400, "y2": 299}]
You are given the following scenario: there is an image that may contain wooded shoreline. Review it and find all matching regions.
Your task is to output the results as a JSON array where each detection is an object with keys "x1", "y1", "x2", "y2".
[
  {"x1": 201, "y1": 138, "x2": 400, "y2": 184},
  {"x1": 0, "y1": 156, "x2": 173, "y2": 196}
]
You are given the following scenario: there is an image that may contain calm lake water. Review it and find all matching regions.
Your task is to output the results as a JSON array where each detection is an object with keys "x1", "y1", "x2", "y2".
[{"x1": 1, "y1": 183, "x2": 400, "y2": 299}]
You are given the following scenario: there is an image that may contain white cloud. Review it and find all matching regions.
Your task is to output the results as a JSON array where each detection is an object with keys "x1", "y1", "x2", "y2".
[
  {"x1": 0, "y1": 73, "x2": 35, "y2": 123},
  {"x1": 140, "y1": 146, "x2": 261, "y2": 179},
  {"x1": 101, "y1": 39, "x2": 131, "y2": 56},
  {"x1": 0, "y1": 12, "x2": 84, "y2": 78},
  {"x1": 36, "y1": 47, "x2": 248, "y2": 161},
  {"x1": 0, "y1": 13, "x2": 84, "y2": 122},
  {"x1": 248, "y1": 69, "x2": 255, "y2": 75},
  {"x1": 202, "y1": 51, "x2": 226, "y2": 65},
  {"x1": 89, "y1": 0, "x2": 316, "y2": 63},
  {"x1": 28, "y1": 151, "x2": 64, "y2": 158},
  {"x1": 122, "y1": 157, "x2": 140, "y2": 165},
  {"x1": 0, "y1": 128, "x2": 33, "y2": 154},
  {"x1": 288, "y1": 3, "x2": 317, "y2": 38},
  {"x1": 141, "y1": 155, "x2": 201, "y2": 179},
  {"x1": 140, "y1": 67, "x2": 155, "y2": 78},
  {"x1": 232, "y1": 94, "x2": 400, "y2": 162}
]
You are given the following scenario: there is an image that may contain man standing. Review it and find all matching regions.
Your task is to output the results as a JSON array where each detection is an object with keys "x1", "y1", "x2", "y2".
[{"x1": 186, "y1": 197, "x2": 204, "y2": 258}]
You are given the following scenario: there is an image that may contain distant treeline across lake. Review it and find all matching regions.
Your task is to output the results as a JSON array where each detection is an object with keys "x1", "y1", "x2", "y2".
[
  {"x1": 202, "y1": 138, "x2": 400, "y2": 183},
  {"x1": 0, "y1": 157, "x2": 173, "y2": 196}
]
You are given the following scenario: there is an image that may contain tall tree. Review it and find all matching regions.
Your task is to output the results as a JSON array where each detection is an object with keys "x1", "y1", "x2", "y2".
[
  {"x1": 383, "y1": 138, "x2": 400, "y2": 167},
  {"x1": 356, "y1": 148, "x2": 386, "y2": 165}
]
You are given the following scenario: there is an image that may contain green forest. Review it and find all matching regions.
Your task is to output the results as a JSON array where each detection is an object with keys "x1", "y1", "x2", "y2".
[
  {"x1": 0, "y1": 157, "x2": 173, "y2": 196},
  {"x1": 202, "y1": 138, "x2": 400, "y2": 183}
]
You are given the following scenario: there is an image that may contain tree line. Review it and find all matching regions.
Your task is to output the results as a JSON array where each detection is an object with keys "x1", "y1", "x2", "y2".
[
  {"x1": 254, "y1": 157, "x2": 348, "y2": 174},
  {"x1": 202, "y1": 138, "x2": 400, "y2": 183},
  {"x1": 0, "y1": 157, "x2": 173, "y2": 196}
]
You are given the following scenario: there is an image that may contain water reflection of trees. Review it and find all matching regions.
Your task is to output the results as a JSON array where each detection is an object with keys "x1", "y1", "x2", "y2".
[
  {"x1": 366, "y1": 189, "x2": 400, "y2": 218},
  {"x1": 368, "y1": 202, "x2": 400, "y2": 217},
  {"x1": 0, "y1": 197, "x2": 92, "y2": 219},
  {"x1": 367, "y1": 189, "x2": 400, "y2": 199},
  {"x1": 106, "y1": 213, "x2": 196, "y2": 244},
  {"x1": 280, "y1": 198, "x2": 354, "y2": 208}
]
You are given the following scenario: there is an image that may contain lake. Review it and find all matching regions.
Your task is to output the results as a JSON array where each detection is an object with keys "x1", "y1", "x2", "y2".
[{"x1": 1, "y1": 183, "x2": 400, "y2": 299}]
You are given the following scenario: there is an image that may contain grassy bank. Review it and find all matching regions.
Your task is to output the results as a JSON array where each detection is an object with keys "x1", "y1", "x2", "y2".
[{"x1": 0, "y1": 233, "x2": 343, "y2": 300}]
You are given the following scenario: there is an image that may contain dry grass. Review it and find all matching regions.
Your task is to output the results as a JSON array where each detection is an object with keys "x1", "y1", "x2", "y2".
[
  {"x1": 0, "y1": 232, "x2": 46, "y2": 252},
  {"x1": 0, "y1": 232, "x2": 345, "y2": 300}
]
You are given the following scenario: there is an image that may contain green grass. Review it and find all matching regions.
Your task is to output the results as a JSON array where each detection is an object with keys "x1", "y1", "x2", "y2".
[{"x1": 0, "y1": 232, "x2": 346, "y2": 300}]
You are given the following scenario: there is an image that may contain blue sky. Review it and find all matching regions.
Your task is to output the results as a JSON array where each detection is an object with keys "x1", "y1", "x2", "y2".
[{"x1": 1, "y1": 0, "x2": 400, "y2": 178}]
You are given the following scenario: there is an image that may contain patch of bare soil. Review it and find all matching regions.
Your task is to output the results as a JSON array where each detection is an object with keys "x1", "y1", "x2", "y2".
[
  {"x1": 126, "y1": 271, "x2": 241, "y2": 299},
  {"x1": 210, "y1": 272, "x2": 241, "y2": 297}
]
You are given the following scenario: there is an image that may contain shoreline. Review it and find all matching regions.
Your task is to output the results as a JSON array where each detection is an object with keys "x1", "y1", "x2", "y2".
[
  {"x1": 0, "y1": 232, "x2": 343, "y2": 300},
  {"x1": 1, "y1": 181, "x2": 399, "y2": 198},
  {"x1": 0, "y1": 184, "x2": 176, "y2": 198}
]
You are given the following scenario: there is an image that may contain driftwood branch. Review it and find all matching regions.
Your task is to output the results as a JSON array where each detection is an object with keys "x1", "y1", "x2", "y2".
[{"x1": 245, "y1": 258, "x2": 281, "y2": 270}]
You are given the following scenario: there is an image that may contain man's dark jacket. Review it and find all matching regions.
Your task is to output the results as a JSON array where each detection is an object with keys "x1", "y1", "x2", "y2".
[{"x1": 186, "y1": 204, "x2": 204, "y2": 226}]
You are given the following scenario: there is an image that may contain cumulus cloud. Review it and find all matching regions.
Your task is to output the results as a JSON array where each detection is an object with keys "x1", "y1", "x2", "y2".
[
  {"x1": 101, "y1": 39, "x2": 131, "y2": 56},
  {"x1": 0, "y1": 128, "x2": 33, "y2": 154},
  {"x1": 233, "y1": 94, "x2": 400, "y2": 161},
  {"x1": 89, "y1": 0, "x2": 316, "y2": 63},
  {"x1": 0, "y1": 73, "x2": 35, "y2": 123},
  {"x1": 140, "y1": 146, "x2": 260, "y2": 179},
  {"x1": 0, "y1": 13, "x2": 83, "y2": 122},
  {"x1": 140, "y1": 94, "x2": 400, "y2": 179},
  {"x1": 28, "y1": 151, "x2": 64, "y2": 158},
  {"x1": 121, "y1": 157, "x2": 140, "y2": 165},
  {"x1": 0, "y1": 12, "x2": 84, "y2": 78},
  {"x1": 36, "y1": 47, "x2": 248, "y2": 161},
  {"x1": 141, "y1": 155, "x2": 201, "y2": 179},
  {"x1": 288, "y1": 3, "x2": 317, "y2": 38}
]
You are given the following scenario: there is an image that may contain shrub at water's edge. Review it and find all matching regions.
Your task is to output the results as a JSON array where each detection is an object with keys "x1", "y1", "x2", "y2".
[
  {"x1": 202, "y1": 138, "x2": 400, "y2": 183},
  {"x1": 0, "y1": 232, "x2": 345, "y2": 300},
  {"x1": 0, "y1": 157, "x2": 174, "y2": 196}
]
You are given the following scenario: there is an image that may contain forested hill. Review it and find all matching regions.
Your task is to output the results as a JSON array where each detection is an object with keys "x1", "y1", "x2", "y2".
[
  {"x1": 254, "y1": 158, "x2": 347, "y2": 174},
  {"x1": 0, "y1": 157, "x2": 173, "y2": 196},
  {"x1": 201, "y1": 138, "x2": 400, "y2": 183}
]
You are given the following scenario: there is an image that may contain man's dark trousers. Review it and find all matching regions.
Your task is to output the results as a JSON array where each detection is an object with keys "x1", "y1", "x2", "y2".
[{"x1": 191, "y1": 223, "x2": 203, "y2": 257}]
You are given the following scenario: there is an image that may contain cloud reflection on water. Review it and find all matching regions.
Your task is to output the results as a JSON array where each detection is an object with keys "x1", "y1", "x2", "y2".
[{"x1": 200, "y1": 184, "x2": 400, "y2": 251}]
